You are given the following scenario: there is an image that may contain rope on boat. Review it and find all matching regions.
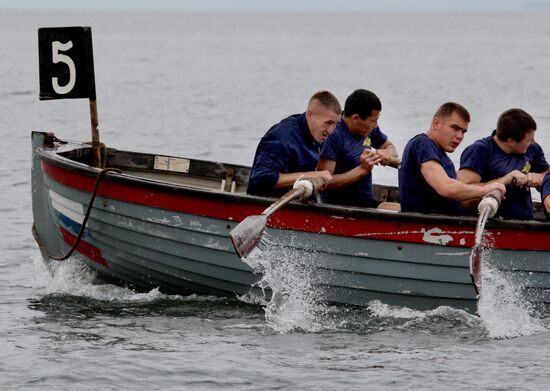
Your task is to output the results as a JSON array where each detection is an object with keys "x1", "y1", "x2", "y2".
[{"x1": 32, "y1": 167, "x2": 122, "y2": 261}]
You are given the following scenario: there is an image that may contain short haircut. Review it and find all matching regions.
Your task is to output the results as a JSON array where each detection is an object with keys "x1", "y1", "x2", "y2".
[
  {"x1": 433, "y1": 102, "x2": 470, "y2": 123},
  {"x1": 308, "y1": 91, "x2": 342, "y2": 114},
  {"x1": 343, "y1": 89, "x2": 381, "y2": 120},
  {"x1": 496, "y1": 108, "x2": 536, "y2": 142}
]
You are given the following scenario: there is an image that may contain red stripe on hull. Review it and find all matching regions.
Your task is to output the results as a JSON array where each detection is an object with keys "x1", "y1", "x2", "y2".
[
  {"x1": 60, "y1": 227, "x2": 108, "y2": 267},
  {"x1": 43, "y1": 161, "x2": 550, "y2": 250}
]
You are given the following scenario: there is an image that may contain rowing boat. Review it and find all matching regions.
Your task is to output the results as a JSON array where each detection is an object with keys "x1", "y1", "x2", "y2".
[{"x1": 31, "y1": 131, "x2": 550, "y2": 314}]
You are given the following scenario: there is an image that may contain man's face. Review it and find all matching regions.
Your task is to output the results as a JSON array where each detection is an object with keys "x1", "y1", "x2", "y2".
[
  {"x1": 509, "y1": 130, "x2": 535, "y2": 154},
  {"x1": 307, "y1": 106, "x2": 341, "y2": 143},
  {"x1": 351, "y1": 110, "x2": 380, "y2": 138},
  {"x1": 433, "y1": 112, "x2": 469, "y2": 152}
]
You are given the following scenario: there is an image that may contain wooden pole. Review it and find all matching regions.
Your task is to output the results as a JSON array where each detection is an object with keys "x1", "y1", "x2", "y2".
[{"x1": 89, "y1": 99, "x2": 102, "y2": 167}]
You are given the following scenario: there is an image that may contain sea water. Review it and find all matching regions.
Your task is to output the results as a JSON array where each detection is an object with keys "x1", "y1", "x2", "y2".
[{"x1": 2, "y1": 10, "x2": 550, "y2": 390}]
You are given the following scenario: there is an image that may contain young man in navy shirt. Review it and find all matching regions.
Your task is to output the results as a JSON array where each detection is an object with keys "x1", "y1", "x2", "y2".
[
  {"x1": 458, "y1": 108, "x2": 550, "y2": 220},
  {"x1": 247, "y1": 91, "x2": 341, "y2": 197},
  {"x1": 317, "y1": 89, "x2": 399, "y2": 209},
  {"x1": 399, "y1": 102, "x2": 505, "y2": 214}
]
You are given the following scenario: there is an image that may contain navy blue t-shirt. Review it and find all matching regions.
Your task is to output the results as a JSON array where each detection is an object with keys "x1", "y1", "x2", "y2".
[
  {"x1": 460, "y1": 133, "x2": 549, "y2": 220},
  {"x1": 320, "y1": 120, "x2": 388, "y2": 206},
  {"x1": 399, "y1": 133, "x2": 462, "y2": 215},
  {"x1": 541, "y1": 174, "x2": 550, "y2": 219},
  {"x1": 247, "y1": 113, "x2": 321, "y2": 197}
]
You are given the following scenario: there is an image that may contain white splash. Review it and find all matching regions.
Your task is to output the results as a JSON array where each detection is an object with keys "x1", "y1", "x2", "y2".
[
  {"x1": 477, "y1": 259, "x2": 546, "y2": 339},
  {"x1": 239, "y1": 233, "x2": 333, "y2": 333},
  {"x1": 368, "y1": 300, "x2": 428, "y2": 319},
  {"x1": 368, "y1": 299, "x2": 474, "y2": 320},
  {"x1": 32, "y1": 255, "x2": 168, "y2": 302}
]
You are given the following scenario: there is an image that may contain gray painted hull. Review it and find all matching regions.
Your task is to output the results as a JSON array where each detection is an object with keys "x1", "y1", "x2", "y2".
[{"x1": 31, "y1": 132, "x2": 550, "y2": 314}]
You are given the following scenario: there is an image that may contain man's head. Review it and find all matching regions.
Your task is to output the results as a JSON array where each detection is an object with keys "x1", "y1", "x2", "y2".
[
  {"x1": 428, "y1": 102, "x2": 470, "y2": 153},
  {"x1": 305, "y1": 91, "x2": 342, "y2": 143},
  {"x1": 343, "y1": 89, "x2": 382, "y2": 137},
  {"x1": 495, "y1": 108, "x2": 536, "y2": 154}
]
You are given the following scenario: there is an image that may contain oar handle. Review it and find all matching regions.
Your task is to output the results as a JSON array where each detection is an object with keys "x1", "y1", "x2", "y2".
[
  {"x1": 293, "y1": 177, "x2": 326, "y2": 198},
  {"x1": 308, "y1": 176, "x2": 326, "y2": 191},
  {"x1": 260, "y1": 177, "x2": 326, "y2": 217},
  {"x1": 478, "y1": 189, "x2": 503, "y2": 218},
  {"x1": 484, "y1": 189, "x2": 503, "y2": 203}
]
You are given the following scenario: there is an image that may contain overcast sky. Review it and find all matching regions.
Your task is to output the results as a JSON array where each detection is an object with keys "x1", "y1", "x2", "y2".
[{"x1": 0, "y1": 0, "x2": 548, "y2": 12}]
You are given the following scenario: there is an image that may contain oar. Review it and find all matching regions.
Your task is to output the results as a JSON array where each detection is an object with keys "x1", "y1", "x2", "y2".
[
  {"x1": 230, "y1": 177, "x2": 325, "y2": 258},
  {"x1": 469, "y1": 189, "x2": 503, "y2": 296}
]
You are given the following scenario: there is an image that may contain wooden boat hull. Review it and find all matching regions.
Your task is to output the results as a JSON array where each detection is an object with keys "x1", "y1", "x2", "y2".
[{"x1": 31, "y1": 132, "x2": 550, "y2": 314}]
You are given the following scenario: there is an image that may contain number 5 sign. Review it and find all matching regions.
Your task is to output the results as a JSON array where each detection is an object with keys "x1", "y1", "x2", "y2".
[
  {"x1": 38, "y1": 26, "x2": 96, "y2": 100},
  {"x1": 38, "y1": 26, "x2": 102, "y2": 167}
]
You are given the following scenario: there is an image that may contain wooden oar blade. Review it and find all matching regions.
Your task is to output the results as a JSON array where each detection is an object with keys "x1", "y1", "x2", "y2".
[
  {"x1": 470, "y1": 244, "x2": 482, "y2": 296},
  {"x1": 229, "y1": 215, "x2": 268, "y2": 258},
  {"x1": 229, "y1": 178, "x2": 323, "y2": 258},
  {"x1": 469, "y1": 191, "x2": 503, "y2": 297}
]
